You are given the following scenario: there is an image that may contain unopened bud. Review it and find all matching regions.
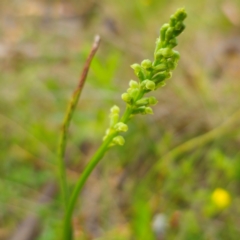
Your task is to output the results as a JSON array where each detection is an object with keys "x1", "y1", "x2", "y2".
[
  {"x1": 110, "y1": 105, "x2": 120, "y2": 114},
  {"x1": 121, "y1": 93, "x2": 132, "y2": 103},
  {"x1": 113, "y1": 136, "x2": 125, "y2": 146},
  {"x1": 129, "y1": 88, "x2": 139, "y2": 100},
  {"x1": 175, "y1": 22, "x2": 184, "y2": 31},
  {"x1": 153, "y1": 63, "x2": 167, "y2": 72},
  {"x1": 148, "y1": 97, "x2": 158, "y2": 105},
  {"x1": 173, "y1": 24, "x2": 185, "y2": 37},
  {"x1": 132, "y1": 106, "x2": 153, "y2": 115},
  {"x1": 137, "y1": 70, "x2": 146, "y2": 82},
  {"x1": 169, "y1": 15, "x2": 177, "y2": 27},
  {"x1": 136, "y1": 97, "x2": 158, "y2": 106},
  {"x1": 175, "y1": 8, "x2": 187, "y2": 21},
  {"x1": 160, "y1": 48, "x2": 174, "y2": 58},
  {"x1": 152, "y1": 71, "x2": 169, "y2": 82},
  {"x1": 173, "y1": 50, "x2": 180, "y2": 60},
  {"x1": 141, "y1": 59, "x2": 152, "y2": 70},
  {"x1": 168, "y1": 38, "x2": 178, "y2": 48},
  {"x1": 156, "y1": 81, "x2": 166, "y2": 89},
  {"x1": 141, "y1": 80, "x2": 155, "y2": 91},
  {"x1": 129, "y1": 80, "x2": 139, "y2": 89},
  {"x1": 131, "y1": 63, "x2": 142, "y2": 74},
  {"x1": 145, "y1": 107, "x2": 153, "y2": 115},
  {"x1": 114, "y1": 122, "x2": 128, "y2": 132},
  {"x1": 167, "y1": 60, "x2": 177, "y2": 70},
  {"x1": 160, "y1": 23, "x2": 169, "y2": 42},
  {"x1": 165, "y1": 27, "x2": 174, "y2": 41},
  {"x1": 136, "y1": 98, "x2": 149, "y2": 106},
  {"x1": 146, "y1": 81, "x2": 156, "y2": 91},
  {"x1": 131, "y1": 64, "x2": 146, "y2": 81}
]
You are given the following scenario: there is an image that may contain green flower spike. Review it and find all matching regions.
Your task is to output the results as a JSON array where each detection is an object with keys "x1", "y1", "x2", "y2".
[
  {"x1": 104, "y1": 8, "x2": 187, "y2": 147},
  {"x1": 63, "y1": 9, "x2": 187, "y2": 240}
]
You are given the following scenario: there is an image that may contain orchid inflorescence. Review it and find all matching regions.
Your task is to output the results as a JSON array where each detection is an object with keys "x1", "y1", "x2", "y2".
[
  {"x1": 103, "y1": 8, "x2": 187, "y2": 147},
  {"x1": 62, "y1": 8, "x2": 187, "y2": 239}
]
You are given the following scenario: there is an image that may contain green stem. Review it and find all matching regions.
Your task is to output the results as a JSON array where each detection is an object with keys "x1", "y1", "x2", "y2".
[
  {"x1": 63, "y1": 106, "x2": 132, "y2": 239},
  {"x1": 63, "y1": 133, "x2": 115, "y2": 239},
  {"x1": 120, "y1": 105, "x2": 133, "y2": 122},
  {"x1": 57, "y1": 133, "x2": 69, "y2": 210},
  {"x1": 57, "y1": 90, "x2": 83, "y2": 210}
]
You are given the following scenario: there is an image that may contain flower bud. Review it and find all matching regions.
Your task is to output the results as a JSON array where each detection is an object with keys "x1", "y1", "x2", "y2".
[
  {"x1": 146, "y1": 80, "x2": 155, "y2": 90},
  {"x1": 121, "y1": 93, "x2": 132, "y2": 103},
  {"x1": 136, "y1": 97, "x2": 158, "y2": 106},
  {"x1": 129, "y1": 88, "x2": 139, "y2": 100},
  {"x1": 155, "y1": 50, "x2": 164, "y2": 61},
  {"x1": 110, "y1": 105, "x2": 120, "y2": 114},
  {"x1": 132, "y1": 106, "x2": 153, "y2": 115},
  {"x1": 152, "y1": 71, "x2": 169, "y2": 82},
  {"x1": 160, "y1": 48, "x2": 174, "y2": 58},
  {"x1": 135, "y1": 98, "x2": 149, "y2": 106},
  {"x1": 113, "y1": 136, "x2": 125, "y2": 146},
  {"x1": 172, "y1": 50, "x2": 180, "y2": 60},
  {"x1": 141, "y1": 80, "x2": 155, "y2": 91},
  {"x1": 141, "y1": 59, "x2": 152, "y2": 70},
  {"x1": 173, "y1": 23, "x2": 185, "y2": 37},
  {"x1": 175, "y1": 22, "x2": 184, "y2": 31},
  {"x1": 155, "y1": 81, "x2": 166, "y2": 89},
  {"x1": 160, "y1": 23, "x2": 169, "y2": 41},
  {"x1": 137, "y1": 70, "x2": 145, "y2": 82},
  {"x1": 173, "y1": 24, "x2": 185, "y2": 37},
  {"x1": 166, "y1": 72, "x2": 172, "y2": 79},
  {"x1": 169, "y1": 15, "x2": 176, "y2": 27},
  {"x1": 167, "y1": 60, "x2": 177, "y2": 70},
  {"x1": 175, "y1": 8, "x2": 187, "y2": 21},
  {"x1": 145, "y1": 107, "x2": 153, "y2": 115},
  {"x1": 129, "y1": 80, "x2": 139, "y2": 89},
  {"x1": 153, "y1": 63, "x2": 167, "y2": 72},
  {"x1": 131, "y1": 63, "x2": 142, "y2": 74},
  {"x1": 114, "y1": 122, "x2": 128, "y2": 132},
  {"x1": 148, "y1": 96, "x2": 158, "y2": 105},
  {"x1": 131, "y1": 64, "x2": 146, "y2": 81},
  {"x1": 165, "y1": 27, "x2": 174, "y2": 41},
  {"x1": 168, "y1": 38, "x2": 178, "y2": 48}
]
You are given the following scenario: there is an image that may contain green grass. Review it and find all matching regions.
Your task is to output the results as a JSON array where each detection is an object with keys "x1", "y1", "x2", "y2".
[{"x1": 1, "y1": 0, "x2": 240, "y2": 239}]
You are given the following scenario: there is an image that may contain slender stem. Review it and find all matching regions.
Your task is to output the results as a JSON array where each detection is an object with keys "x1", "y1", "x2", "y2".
[
  {"x1": 57, "y1": 36, "x2": 101, "y2": 210},
  {"x1": 120, "y1": 105, "x2": 132, "y2": 123},
  {"x1": 57, "y1": 128, "x2": 70, "y2": 209},
  {"x1": 63, "y1": 106, "x2": 132, "y2": 239},
  {"x1": 63, "y1": 133, "x2": 116, "y2": 239}
]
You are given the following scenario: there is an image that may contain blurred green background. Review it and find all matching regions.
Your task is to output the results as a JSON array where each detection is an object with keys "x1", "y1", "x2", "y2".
[{"x1": 1, "y1": 0, "x2": 240, "y2": 239}]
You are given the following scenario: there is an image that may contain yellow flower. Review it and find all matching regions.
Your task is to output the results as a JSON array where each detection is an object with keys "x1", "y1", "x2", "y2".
[{"x1": 211, "y1": 188, "x2": 231, "y2": 209}]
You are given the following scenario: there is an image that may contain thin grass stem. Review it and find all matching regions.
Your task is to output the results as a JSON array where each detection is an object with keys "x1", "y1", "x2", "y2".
[{"x1": 57, "y1": 35, "x2": 101, "y2": 211}]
